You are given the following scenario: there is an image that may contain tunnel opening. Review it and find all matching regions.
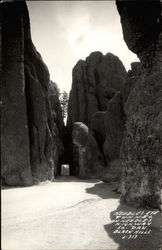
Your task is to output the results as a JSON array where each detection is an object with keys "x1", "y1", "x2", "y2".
[
  {"x1": 61, "y1": 164, "x2": 70, "y2": 176},
  {"x1": 61, "y1": 126, "x2": 77, "y2": 177}
]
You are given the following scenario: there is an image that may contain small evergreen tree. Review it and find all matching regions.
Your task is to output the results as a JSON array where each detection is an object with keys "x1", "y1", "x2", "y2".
[{"x1": 60, "y1": 91, "x2": 69, "y2": 120}]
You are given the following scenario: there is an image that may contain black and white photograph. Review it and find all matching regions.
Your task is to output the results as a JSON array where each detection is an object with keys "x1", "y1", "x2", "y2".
[{"x1": 1, "y1": 0, "x2": 162, "y2": 249}]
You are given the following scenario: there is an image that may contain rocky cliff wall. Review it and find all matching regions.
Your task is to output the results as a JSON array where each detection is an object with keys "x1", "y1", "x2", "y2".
[
  {"x1": 116, "y1": 0, "x2": 162, "y2": 208},
  {"x1": 67, "y1": 52, "x2": 127, "y2": 178},
  {"x1": 1, "y1": 2, "x2": 64, "y2": 185}
]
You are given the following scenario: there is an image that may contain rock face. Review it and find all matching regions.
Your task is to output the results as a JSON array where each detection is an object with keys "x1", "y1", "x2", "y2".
[
  {"x1": 67, "y1": 52, "x2": 127, "y2": 178},
  {"x1": 104, "y1": 92, "x2": 126, "y2": 163},
  {"x1": 116, "y1": 0, "x2": 162, "y2": 208},
  {"x1": 1, "y1": 2, "x2": 64, "y2": 185},
  {"x1": 48, "y1": 81, "x2": 64, "y2": 176},
  {"x1": 102, "y1": 92, "x2": 126, "y2": 182},
  {"x1": 122, "y1": 62, "x2": 142, "y2": 105},
  {"x1": 90, "y1": 111, "x2": 106, "y2": 156},
  {"x1": 72, "y1": 122, "x2": 104, "y2": 178},
  {"x1": 67, "y1": 52, "x2": 127, "y2": 128}
]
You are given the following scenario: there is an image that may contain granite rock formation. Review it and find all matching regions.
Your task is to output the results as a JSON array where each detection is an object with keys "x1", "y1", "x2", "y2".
[
  {"x1": 67, "y1": 52, "x2": 127, "y2": 128},
  {"x1": 90, "y1": 111, "x2": 106, "y2": 156},
  {"x1": 1, "y1": 2, "x2": 64, "y2": 185},
  {"x1": 48, "y1": 81, "x2": 64, "y2": 176},
  {"x1": 116, "y1": 0, "x2": 162, "y2": 208},
  {"x1": 72, "y1": 122, "x2": 105, "y2": 178},
  {"x1": 122, "y1": 62, "x2": 141, "y2": 105},
  {"x1": 67, "y1": 52, "x2": 127, "y2": 178},
  {"x1": 102, "y1": 92, "x2": 126, "y2": 182}
]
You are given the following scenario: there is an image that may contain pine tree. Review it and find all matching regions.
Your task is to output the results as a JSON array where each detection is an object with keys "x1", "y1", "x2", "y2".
[{"x1": 60, "y1": 91, "x2": 69, "y2": 120}]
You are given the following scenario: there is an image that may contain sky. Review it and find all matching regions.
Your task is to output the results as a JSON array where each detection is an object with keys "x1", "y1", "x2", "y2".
[{"x1": 27, "y1": 1, "x2": 139, "y2": 93}]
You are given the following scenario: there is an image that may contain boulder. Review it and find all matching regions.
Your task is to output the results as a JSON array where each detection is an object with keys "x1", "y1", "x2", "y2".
[{"x1": 72, "y1": 122, "x2": 104, "y2": 178}]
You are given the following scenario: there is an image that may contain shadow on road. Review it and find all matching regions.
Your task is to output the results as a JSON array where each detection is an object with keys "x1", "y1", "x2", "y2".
[
  {"x1": 104, "y1": 203, "x2": 162, "y2": 250},
  {"x1": 85, "y1": 182, "x2": 120, "y2": 199},
  {"x1": 55, "y1": 176, "x2": 101, "y2": 183}
]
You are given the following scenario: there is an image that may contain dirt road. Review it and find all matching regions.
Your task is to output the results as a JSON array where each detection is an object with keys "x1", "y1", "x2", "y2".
[{"x1": 2, "y1": 176, "x2": 162, "y2": 250}]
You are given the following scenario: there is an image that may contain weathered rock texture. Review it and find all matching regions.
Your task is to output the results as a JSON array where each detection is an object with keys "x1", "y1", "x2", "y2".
[
  {"x1": 117, "y1": 0, "x2": 162, "y2": 208},
  {"x1": 102, "y1": 92, "x2": 126, "y2": 182},
  {"x1": 122, "y1": 62, "x2": 142, "y2": 105},
  {"x1": 48, "y1": 81, "x2": 64, "y2": 176},
  {"x1": 101, "y1": 62, "x2": 141, "y2": 182},
  {"x1": 1, "y1": 2, "x2": 64, "y2": 185},
  {"x1": 72, "y1": 122, "x2": 104, "y2": 178},
  {"x1": 90, "y1": 111, "x2": 106, "y2": 156},
  {"x1": 67, "y1": 52, "x2": 127, "y2": 128},
  {"x1": 67, "y1": 52, "x2": 127, "y2": 178}
]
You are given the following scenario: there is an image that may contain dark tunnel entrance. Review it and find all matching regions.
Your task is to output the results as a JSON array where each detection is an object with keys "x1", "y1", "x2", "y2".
[{"x1": 60, "y1": 126, "x2": 77, "y2": 177}]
